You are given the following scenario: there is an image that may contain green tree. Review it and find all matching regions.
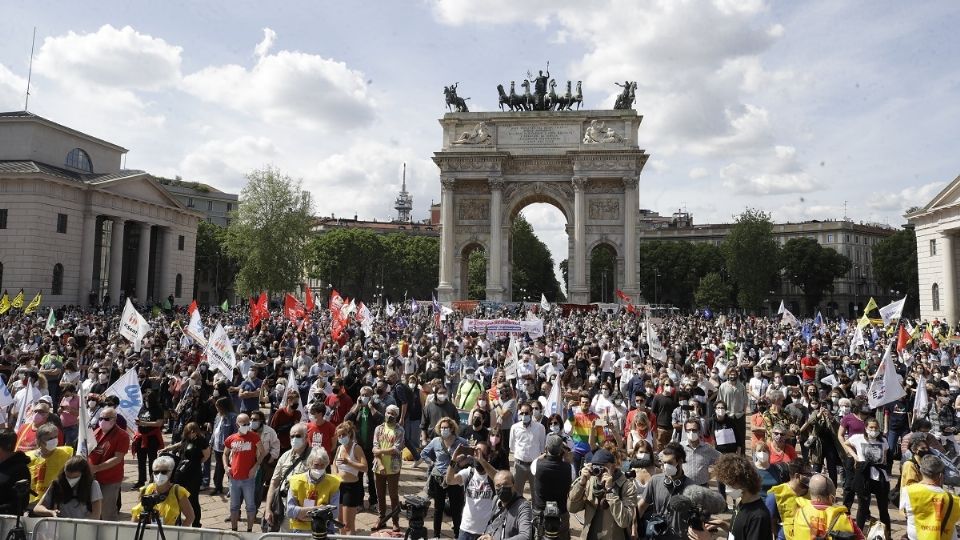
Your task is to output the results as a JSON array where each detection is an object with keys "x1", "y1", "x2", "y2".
[
  {"x1": 511, "y1": 215, "x2": 563, "y2": 301},
  {"x1": 638, "y1": 241, "x2": 725, "y2": 308},
  {"x1": 194, "y1": 220, "x2": 240, "y2": 303},
  {"x1": 873, "y1": 228, "x2": 919, "y2": 316},
  {"x1": 722, "y1": 209, "x2": 780, "y2": 312},
  {"x1": 468, "y1": 249, "x2": 487, "y2": 300},
  {"x1": 780, "y1": 237, "x2": 852, "y2": 314},
  {"x1": 226, "y1": 166, "x2": 313, "y2": 296},
  {"x1": 589, "y1": 245, "x2": 617, "y2": 302},
  {"x1": 694, "y1": 272, "x2": 733, "y2": 309}
]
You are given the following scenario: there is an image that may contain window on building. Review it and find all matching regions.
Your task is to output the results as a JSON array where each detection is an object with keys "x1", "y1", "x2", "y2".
[
  {"x1": 0, "y1": 209, "x2": 6, "y2": 229},
  {"x1": 207, "y1": 200, "x2": 213, "y2": 211},
  {"x1": 846, "y1": 234, "x2": 850, "y2": 242},
  {"x1": 931, "y1": 239, "x2": 937, "y2": 256},
  {"x1": 187, "y1": 197, "x2": 194, "y2": 208},
  {"x1": 933, "y1": 283, "x2": 941, "y2": 311},
  {"x1": 57, "y1": 213, "x2": 68, "y2": 233},
  {"x1": 827, "y1": 234, "x2": 834, "y2": 243},
  {"x1": 52, "y1": 263, "x2": 63, "y2": 295},
  {"x1": 65, "y1": 148, "x2": 93, "y2": 172},
  {"x1": 227, "y1": 203, "x2": 233, "y2": 212},
  {"x1": 178, "y1": 235, "x2": 184, "y2": 250},
  {"x1": 175, "y1": 274, "x2": 182, "y2": 298}
]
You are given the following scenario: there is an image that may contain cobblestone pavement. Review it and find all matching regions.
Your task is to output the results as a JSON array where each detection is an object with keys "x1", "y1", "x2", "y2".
[{"x1": 116, "y1": 443, "x2": 912, "y2": 538}]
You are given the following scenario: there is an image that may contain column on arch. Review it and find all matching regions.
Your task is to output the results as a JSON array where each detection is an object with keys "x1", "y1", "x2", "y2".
[
  {"x1": 487, "y1": 177, "x2": 504, "y2": 301},
  {"x1": 437, "y1": 176, "x2": 456, "y2": 301},
  {"x1": 107, "y1": 217, "x2": 126, "y2": 306},
  {"x1": 136, "y1": 222, "x2": 152, "y2": 303},
  {"x1": 571, "y1": 176, "x2": 589, "y2": 303},
  {"x1": 622, "y1": 176, "x2": 639, "y2": 294}
]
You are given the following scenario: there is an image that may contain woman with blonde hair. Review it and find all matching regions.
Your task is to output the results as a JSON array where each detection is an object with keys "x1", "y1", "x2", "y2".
[
  {"x1": 332, "y1": 421, "x2": 366, "y2": 535},
  {"x1": 420, "y1": 416, "x2": 469, "y2": 539}
]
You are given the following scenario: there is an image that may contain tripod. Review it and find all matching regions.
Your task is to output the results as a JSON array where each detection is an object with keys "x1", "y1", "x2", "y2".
[
  {"x1": 3, "y1": 514, "x2": 26, "y2": 540},
  {"x1": 133, "y1": 508, "x2": 166, "y2": 540}
]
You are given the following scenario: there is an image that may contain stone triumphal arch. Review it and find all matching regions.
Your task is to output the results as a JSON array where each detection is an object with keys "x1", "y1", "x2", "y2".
[{"x1": 434, "y1": 109, "x2": 646, "y2": 304}]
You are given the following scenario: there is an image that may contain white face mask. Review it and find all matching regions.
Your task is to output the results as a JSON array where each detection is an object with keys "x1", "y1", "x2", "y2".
[
  {"x1": 238, "y1": 425, "x2": 250, "y2": 435},
  {"x1": 154, "y1": 473, "x2": 169, "y2": 486},
  {"x1": 436, "y1": 393, "x2": 448, "y2": 402},
  {"x1": 662, "y1": 463, "x2": 678, "y2": 477},
  {"x1": 291, "y1": 435, "x2": 306, "y2": 450},
  {"x1": 44, "y1": 439, "x2": 58, "y2": 451},
  {"x1": 66, "y1": 476, "x2": 81, "y2": 488},
  {"x1": 309, "y1": 468, "x2": 325, "y2": 483},
  {"x1": 867, "y1": 429, "x2": 880, "y2": 439},
  {"x1": 686, "y1": 432, "x2": 699, "y2": 443},
  {"x1": 251, "y1": 421, "x2": 261, "y2": 431}
]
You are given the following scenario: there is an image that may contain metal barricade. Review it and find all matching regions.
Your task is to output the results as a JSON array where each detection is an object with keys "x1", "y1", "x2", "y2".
[
  {"x1": 0, "y1": 515, "x2": 25, "y2": 539},
  {"x1": 31, "y1": 516, "x2": 245, "y2": 540},
  {"x1": 257, "y1": 534, "x2": 384, "y2": 540}
]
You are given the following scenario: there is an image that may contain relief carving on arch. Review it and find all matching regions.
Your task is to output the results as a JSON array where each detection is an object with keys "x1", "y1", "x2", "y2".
[
  {"x1": 437, "y1": 157, "x2": 503, "y2": 173},
  {"x1": 586, "y1": 179, "x2": 626, "y2": 194},
  {"x1": 589, "y1": 199, "x2": 621, "y2": 220},
  {"x1": 458, "y1": 199, "x2": 490, "y2": 221}
]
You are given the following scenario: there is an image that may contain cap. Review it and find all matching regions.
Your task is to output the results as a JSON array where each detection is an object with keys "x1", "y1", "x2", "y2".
[
  {"x1": 591, "y1": 449, "x2": 615, "y2": 465},
  {"x1": 545, "y1": 434, "x2": 565, "y2": 456}
]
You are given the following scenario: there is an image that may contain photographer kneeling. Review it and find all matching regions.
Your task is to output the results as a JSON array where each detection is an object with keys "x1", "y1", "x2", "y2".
[
  {"x1": 569, "y1": 448, "x2": 638, "y2": 540},
  {"x1": 129, "y1": 455, "x2": 195, "y2": 526}
]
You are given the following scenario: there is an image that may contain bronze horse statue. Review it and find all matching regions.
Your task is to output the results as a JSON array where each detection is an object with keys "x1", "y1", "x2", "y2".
[
  {"x1": 497, "y1": 82, "x2": 528, "y2": 111},
  {"x1": 443, "y1": 85, "x2": 469, "y2": 113}
]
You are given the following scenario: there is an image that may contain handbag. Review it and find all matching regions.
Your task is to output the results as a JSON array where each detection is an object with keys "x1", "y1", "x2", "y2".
[{"x1": 269, "y1": 451, "x2": 308, "y2": 523}]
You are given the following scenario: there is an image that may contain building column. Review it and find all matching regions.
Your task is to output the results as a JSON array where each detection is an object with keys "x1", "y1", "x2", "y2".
[
  {"x1": 157, "y1": 227, "x2": 176, "y2": 303},
  {"x1": 570, "y1": 176, "x2": 589, "y2": 304},
  {"x1": 622, "y1": 176, "x2": 639, "y2": 298},
  {"x1": 78, "y1": 213, "x2": 97, "y2": 307},
  {"x1": 944, "y1": 233, "x2": 957, "y2": 326},
  {"x1": 487, "y1": 177, "x2": 504, "y2": 301},
  {"x1": 136, "y1": 222, "x2": 152, "y2": 304},
  {"x1": 437, "y1": 176, "x2": 456, "y2": 302},
  {"x1": 108, "y1": 217, "x2": 125, "y2": 306}
]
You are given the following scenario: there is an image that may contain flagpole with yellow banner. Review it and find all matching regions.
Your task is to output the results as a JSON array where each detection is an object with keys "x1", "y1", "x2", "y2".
[
  {"x1": 23, "y1": 291, "x2": 42, "y2": 314},
  {"x1": 10, "y1": 289, "x2": 24, "y2": 310},
  {"x1": 0, "y1": 290, "x2": 9, "y2": 315}
]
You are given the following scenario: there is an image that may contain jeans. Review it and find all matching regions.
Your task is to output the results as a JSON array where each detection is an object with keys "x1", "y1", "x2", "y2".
[
  {"x1": 213, "y1": 450, "x2": 226, "y2": 490},
  {"x1": 137, "y1": 445, "x2": 158, "y2": 485},
  {"x1": 229, "y1": 477, "x2": 258, "y2": 513},
  {"x1": 403, "y1": 418, "x2": 421, "y2": 457},
  {"x1": 429, "y1": 476, "x2": 464, "y2": 538},
  {"x1": 457, "y1": 532, "x2": 482, "y2": 540}
]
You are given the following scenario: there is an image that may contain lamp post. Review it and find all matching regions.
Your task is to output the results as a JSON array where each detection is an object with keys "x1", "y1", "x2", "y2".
[
  {"x1": 853, "y1": 264, "x2": 861, "y2": 317},
  {"x1": 654, "y1": 268, "x2": 661, "y2": 305}
]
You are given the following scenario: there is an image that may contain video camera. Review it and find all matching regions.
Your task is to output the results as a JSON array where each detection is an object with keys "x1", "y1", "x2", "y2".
[
  {"x1": 307, "y1": 505, "x2": 343, "y2": 540},
  {"x1": 139, "y1": 491, "x2": 167, "y2": 513},
  {"x1": 536, "y1": 501, "x2": 562, "y2": 540},
  {"x1": 400, "y1": 494, "x2": 431, "y2": 540}
]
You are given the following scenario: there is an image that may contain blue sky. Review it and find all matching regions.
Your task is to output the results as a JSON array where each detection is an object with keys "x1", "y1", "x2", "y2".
[{"x1": 1, "y1": 0, "x2": 958, "y2": 287}]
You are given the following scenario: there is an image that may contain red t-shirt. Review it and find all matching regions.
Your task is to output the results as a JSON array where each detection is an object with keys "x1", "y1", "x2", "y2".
[
  {"x1": 225, "y1": 431, "x2": 261, "y2": 480},
  {"x1": 89, "y1": 426, "x2": 130, "y2": 484},
  {"x1": 767, "y1": 440, "x2": 797, "y2": 465},
  {"x1": 307, "y1": 420, "x2": 336, "y2": 454},
  {"x1": 324, "y1": 392, "x2": 353, "y2": 424},
  {"x1": 800, "y1": 356, "x2": 819, "y2": 382}
]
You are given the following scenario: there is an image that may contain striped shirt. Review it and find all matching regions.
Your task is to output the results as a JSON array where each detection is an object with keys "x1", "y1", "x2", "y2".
[{"x1": 680, "y1": 441, "x2": 722, "y2": 486}]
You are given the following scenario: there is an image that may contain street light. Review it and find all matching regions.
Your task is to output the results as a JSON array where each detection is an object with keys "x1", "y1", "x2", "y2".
[
  {"x1": 654, "y1": 268, "x2": 661, "y2": 305},
  {"x1": 853, "y1": 264, "x2": 861, "y2": 315}
]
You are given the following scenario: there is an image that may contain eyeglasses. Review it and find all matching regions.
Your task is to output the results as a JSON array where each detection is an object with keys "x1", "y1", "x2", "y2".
[
  {"x1": 153, "y1": 469, "x2": 171, "y2": 474},
  {"x1": 772, "y1": 432, "x2": 784, "y2": 436}
]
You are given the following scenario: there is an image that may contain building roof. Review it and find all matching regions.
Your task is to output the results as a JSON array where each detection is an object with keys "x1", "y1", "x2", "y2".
[
  {"x1": 906, "y1": 173, "x2": 960, "y2": 218},
  {"x1": 0, "y1": 160, "x2": 146, "y2": 183},
  {"x1": 0, "y1": 111, "x2": 128, "y2": 153}
]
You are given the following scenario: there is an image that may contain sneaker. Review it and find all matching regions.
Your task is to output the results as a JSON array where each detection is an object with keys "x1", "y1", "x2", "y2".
[{"x1": 130, "y1": 483, "x2": 144, "y2": 491}]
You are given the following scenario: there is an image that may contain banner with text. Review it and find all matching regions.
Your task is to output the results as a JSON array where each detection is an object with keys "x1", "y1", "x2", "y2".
[{"x1": 462, "y1": 317, "x2": 544, "y2": 338}]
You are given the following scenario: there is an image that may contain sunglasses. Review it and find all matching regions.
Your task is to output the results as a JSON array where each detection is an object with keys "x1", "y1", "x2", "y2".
[{"x1": 153, "y1": 469, "x2": 171, "y2": 474}]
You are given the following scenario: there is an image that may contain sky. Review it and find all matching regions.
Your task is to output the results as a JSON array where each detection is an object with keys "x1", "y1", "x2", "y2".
[{"x1": 1, "y1": 0, "x2": 958, "y2": 290}]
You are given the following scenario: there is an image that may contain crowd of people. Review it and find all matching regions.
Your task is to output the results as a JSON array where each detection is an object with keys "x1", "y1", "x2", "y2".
[{"x1": 1, "y1": 298, "x2": 960, "y2": 540}]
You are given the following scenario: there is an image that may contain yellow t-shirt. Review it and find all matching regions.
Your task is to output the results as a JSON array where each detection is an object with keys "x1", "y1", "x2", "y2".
[
  {"x1": 28, "y1": 447, "x2": 74, "y2": 503},
  {"x1": 288, "y1": 473, "x2": 341, "y2": 531},
  {"x1": 130, "y1": 484, "x2": 191, "y2": 525}
]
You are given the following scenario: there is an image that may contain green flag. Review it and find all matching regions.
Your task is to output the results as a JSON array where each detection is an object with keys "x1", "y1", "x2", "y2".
[
  {"x1": 151, "y1": 305, "x2": 161, "y2": 318},
  {"x1": 162, "y1": 298, "x2": 171, "y2": 310},
  {"x1": 45, "y1": 307, "x2": 56, "y2": 333},
  {"x1": 221, "y1": 299, "x2": 229, "y2": 311}
]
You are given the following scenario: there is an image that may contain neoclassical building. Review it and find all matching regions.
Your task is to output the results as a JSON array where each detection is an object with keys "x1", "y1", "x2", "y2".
[
  {"x1": 907, "y1": 173, "x2": 960, "y2": 324},
  {"x1": 0, "y1": 111, "x2": 202, "y2": 307}
]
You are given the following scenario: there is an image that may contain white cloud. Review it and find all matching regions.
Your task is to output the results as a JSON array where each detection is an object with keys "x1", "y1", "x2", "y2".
[
  {"x1": 34, "y1": 24, "x2": 182, "y2": 90},
  {"x1": 866, "y1": 180, "x2": 945, "y2": 213},
  {"x1": 181, "y1": 30, "x2": 376, "y2": 131},
  {"x1": 179, "y1": 136, "x2": 279, "y2": 191},
  {"x1": 0, "y1": 63, "x2": 27, "y2": 108},
  {"x1": 689, "y1": 167, "x2": 709, "y2": 179},
  {"x1": 254, "y1": 28, "x2": 277, "y2": 59},
  {"x1": 720, "y1": 145, "x2": 821, "y2": 195}
]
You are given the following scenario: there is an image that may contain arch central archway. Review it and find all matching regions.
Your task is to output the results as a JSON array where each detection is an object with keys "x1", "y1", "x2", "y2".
[{"x1": 433, "y1": 109, "x2": 647, "y2": 303}]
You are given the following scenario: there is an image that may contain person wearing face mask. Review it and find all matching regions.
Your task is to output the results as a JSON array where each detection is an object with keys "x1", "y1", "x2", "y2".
[
  {"x1": 131, "y1": 381, "x2": 166, "y2": 490},
  {"x1": 837, "y1": 397, "x2": 869, "y2": 509},
  {"x1": 765, "y1": 461, "x2": 811, "y2": 540},
  {"x1": 333, "y1": 421, "x2": 368, "y2": 536},
  {"x1": 15, "y1": 402, "x2": 61, "y2": 452},
  {"x1": 250, "y1": 410, "x2": 281, "y2": 518},
  {"x1": 344, "y1": 385, "x2": 384, "y2": 510},
  {"x1": 57, "y1": 383, "x2": 80, "y2": 447},
  {"x1": 461, "y1": 409, "x2": 491, "y2": 444},
  {"x1": 27, "y1": 423, "x2": 74, "y2": 508},
  {"x1": 270, "y1": 388, "x2": 303, "y2": 452},
  {"x1": 530, "y1": 434, "x2": 574, "y2": 540},
  {"x1": 421, "y1": 382, "x2": 459, "y2": 450},
  {"x1": 223, "y1": 413, "x2": 265, "y2": 532},
  {"x1": 421, "y1": 417, "x2": 469, "y2": 539},
  {"x1": 651, "y1": 379, "x2": 677, "y2": 451},
  {"x1": 841, "y1": 417, "x2": 890, "y2": 537},
  {"x1": 510, "y1": 402, "x2": 547, "y2": 497},
  {"x1": 324, "y1": 379, "x2": 354, "y2": 425},
  {"x1": 129, "y1": 454, "x2": 195, "y2": 526},
  {"x1": 689, "y1": 453, "x2": 770, "y2": 540},
  {"x1": 237, "y1": 367, "x2": 263, "y2": 414},
  {"x1": 446, "y1": 440, "x2": 498, "y2": 540},
  {"x1": 87, "y1": 406, "x2": 129, "y2": 521},
  {"x1": 371, "y1": 404, "x2": 405, "y2": 531},
  {"x1": 396, "y1": 374, "x2": 423, "y2": 461},
  {"x1": 901, "y1": 454, "x2": 960, "y2": 540},
  {"x1": 478, "y1": 471, "x2": 533, "y2": 540},
  {"x1": 455, "y1": 367, "x2": 483, "y2": 421},
  {"x1": 264, "y1": 423, "x2": 312, "y2": 531},
  {"x1": 680, "y1": 419, "x2": 720, "y2": 488},
  {"x1": 569, "y1": 448, "x2": 637, "y2": 540},
  {"x1": 306, "y1": 402, "x2": 336, "y2": 456},
  {"x1": 899, "y1": 437, "x2": 931, "y2": 497},
  {"x1": 635, "y1": 442, "x2": 691, "y2": 536},
  {"x1": 33, "y1": 455, "x2": 102, "y2": 519},
  {"x1": 161, "y1": 421, "x2": 210, "y2": 527},
  {"x1": 286, "y1": 447, "x2": 341, "y2": 533}
]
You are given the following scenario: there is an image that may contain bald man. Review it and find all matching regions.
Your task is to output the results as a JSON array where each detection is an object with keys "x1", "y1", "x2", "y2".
[
  {"x1": 224, "y1": 413, "x2": 264, "y2": 532},
  {"x1": 792, "y1": 474, "x2": 862, "y2": 540}
]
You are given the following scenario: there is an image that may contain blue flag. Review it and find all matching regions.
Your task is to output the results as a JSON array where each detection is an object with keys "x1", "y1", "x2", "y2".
[
  {"x1": 703, "y1": 308, "x2": 713, "y2": 320},
  {"x1": 802, "y1": 323, "x2": 813, "y2": 344},
  {"x1": 432, "y1": 294, "x2": 441, "y2": 313},
  {"x1": 814, "y1": 311, "x2": 823, "y2": 327},
  {"x1": 840, "y1": 318, "x2": 848, "y2": 335}
]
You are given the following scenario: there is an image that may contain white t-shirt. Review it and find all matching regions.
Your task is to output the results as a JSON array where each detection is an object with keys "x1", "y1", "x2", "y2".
[
  {"x1": 458, "y1": 467, "x2": 496, "y2": 534},
  {"x1": 846, "y1": 433, "x2": 888, "y2": 480}
]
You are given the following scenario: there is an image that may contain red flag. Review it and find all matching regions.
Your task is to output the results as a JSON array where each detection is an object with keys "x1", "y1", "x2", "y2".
[
  {"x1": 896, "y1": 325, "x2": 910, "y2": 353},
  {"x1": 249, "y1": 293, "x2": 269, "y2": 329},
  {"x1": 329, "y1": 289, "x2": 344, "y2": 318},
  {"x1": 283, "y1": 293, "x2": 306, "y2": 322},
  {"x1": 626, "y1": 304, "x2": 637, "y2": 314},
  {"x1": 188, "y1": 300, "x2": 198, "y2": 315},
  {"x1": 305, "y1": 285, "x2": 315, "y2": 312},
  {"x1": 922, "y1": 329, "x2": 940, "y2": 350},
  {"x1": 355, "y1": 302, "x2": 366, "y2": 323},
  {"x1": 615, "y1": 289, "x2": 632, "y2": 304}
]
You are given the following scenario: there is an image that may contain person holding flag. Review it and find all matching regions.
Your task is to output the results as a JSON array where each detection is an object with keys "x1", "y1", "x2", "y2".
[{"x1": 87, "y1": 406, "x2": 129, "y2": 521}]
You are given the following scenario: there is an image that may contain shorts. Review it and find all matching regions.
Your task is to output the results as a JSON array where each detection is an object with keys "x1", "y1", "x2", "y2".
[
  {"x1": 229, "y1": 477, "x2": 257, "y2": 513},
  {"x1": 339, "y1": 480, "x2": 364, "y2": 508}
]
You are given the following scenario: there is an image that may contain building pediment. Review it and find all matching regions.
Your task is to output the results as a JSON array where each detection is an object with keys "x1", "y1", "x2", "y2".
[
  {"x1": 95, "y1": 174, "x2": 192, "y2": 213},
  {"x1": 912, "y1": 173, "x2": 960, "y2": 216}
]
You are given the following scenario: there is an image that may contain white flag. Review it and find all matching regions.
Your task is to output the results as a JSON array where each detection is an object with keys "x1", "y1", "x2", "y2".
[
  {"x1": 76, "y1": 384, "x2": 96, "y2": 457},
  {"x1": 184, "y1": 309, "x2": 208, "y2": 347},
  {"x1": 359, "y1": 302, "x2": 374, "y2": 333},
  {"x1": 439, "y1": 305, "x2": 454, "y2": 322},
  {"x1": 868, "y1": 343, "x2": 906, "y2": 409},
  {"x1": 504, "y1": 337, "x2": 520, "y2": 380},
  {"x1": 777, "y1": 300, "x2": 786, "y2": 315},
  {"x1": 545, "y1": 375, "x2": 562, "y2": 417},
  {"x1": 849, "y1": 328, "x2": 865, "y2": 354},
  {"x1": 205, "y1": 323, "x2": 237, "y2": 377},
  {"x1": 119, "y1": 298, "x2": 151, "y2": 351},
  {"x1": 646, "y1": 319, "x2": 667, "y2": 362},
  {"x1": 781, "y1": 308, "x2": 800, "y2": 328},
  {"x1": 540, "y1": 294, "x2": 551, "y2": 313},
  {"x1": 0, "y1": 376, "x2": 14, "y2": 425},
  {"x1": 12, "y1": 382, "x2": 39, "y2": 431},
  {"x1": 385, "y1": 301, "x2": 396, "y2": 318},
  {"x1": 913, "y1": 375, "x2": 929, "y2": 419},
  {"x1": 879, "y1": 296, "x2": 907, "y2": 327},
  {"x1": 103, "y1": 368, "x2": 143, "y2": 430}
]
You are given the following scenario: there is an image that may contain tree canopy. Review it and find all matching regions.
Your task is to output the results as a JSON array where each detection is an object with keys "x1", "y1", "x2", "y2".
[
  {"x1": 873, "y1": 228, "x2": 919, "y2": 316},
  {"x1": 511, "y1": 214, "x2": 564, "y2": 301},
  {"x1": 195, "y1": 220, "x2": 240, "y2": 303},
  {"x1": 638, "y1": 241, "x2": 724, "y2": 308},
  {"x1": 780, "y1": 237, "x2": 852, "y2": 313},
  {"x1": 722, "y1": 209, "x2": 780, "y2": 312}
]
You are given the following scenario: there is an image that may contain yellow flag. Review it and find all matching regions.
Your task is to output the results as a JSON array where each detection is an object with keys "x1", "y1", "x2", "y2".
[
  {"x1": 24, "y1": 291, "x2": 42, "y2": 314},
  {"x1": 857, "y1": 313, "x2": 871, "y2": 329},
  {"x1": 862, "y1": 297, "x2": 878, "y2": 316},
  {"x1": 10, "y1": 289, "x2": 24, "y2": 309},
  {"x1": 0, "y1": 291, "x2": 9, "y2": 315}
]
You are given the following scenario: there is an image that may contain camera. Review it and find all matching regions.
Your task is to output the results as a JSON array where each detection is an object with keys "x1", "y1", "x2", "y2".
[
  {"x1": 401, "y1": 493, "x2": 431, "y2": 538},
  {"x1": 308, "y1": 505, "x2": 342, "y2": 539},
  {"x1": 589, "y1": 464, "x2": 606, "y2": 477},
  {"x1": 139, "y1": 491, "x2": 167, "y2": 512},
  {"x1": 536, "y1": 501, "x2": 562, "y2": 540}
]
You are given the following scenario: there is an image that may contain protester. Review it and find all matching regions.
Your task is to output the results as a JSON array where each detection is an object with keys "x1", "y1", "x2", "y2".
[
  {"x1": 33, "y1": 456, "x2": 102, "y2": 519},
  {"x1": 900, "y1": 454, "x2": 960, "y2": 540},
  {"x1": 0, "y1": 429, "x2": 31, "y2": 515},
  {"x1": 223, "y1": 413, "x2": 264, "y2": 532},
  {"x1": 87, "y1": 406, "x2": 128, "y2": 521},
  {"x1": 265, "y1": 422, "x2": 312, "y2": 532},
  {"x1": 446, "y1": 441, "x2": 498, "y2": 540},
  {"x1": 333, "y1": 420, "x2": 367, "y2": 535},
  {"x1": 162, "y1": 421, "x2": 210, "y2": 527},
  {"x1": 792, "y1": 474, "x2": 862, "y2": 540},
  {"x1": 286, "y1": 447, "x2": 340, "y2": 533},
  {"x1": 422, "y1": 416, "x2": 468, "y2": 539},
  {"x1": 568, "y1": 448, "x2": 637, "y2": 540},
  {"x1": 129, "y1": 454, "x2": 195, "y2": 526}
]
